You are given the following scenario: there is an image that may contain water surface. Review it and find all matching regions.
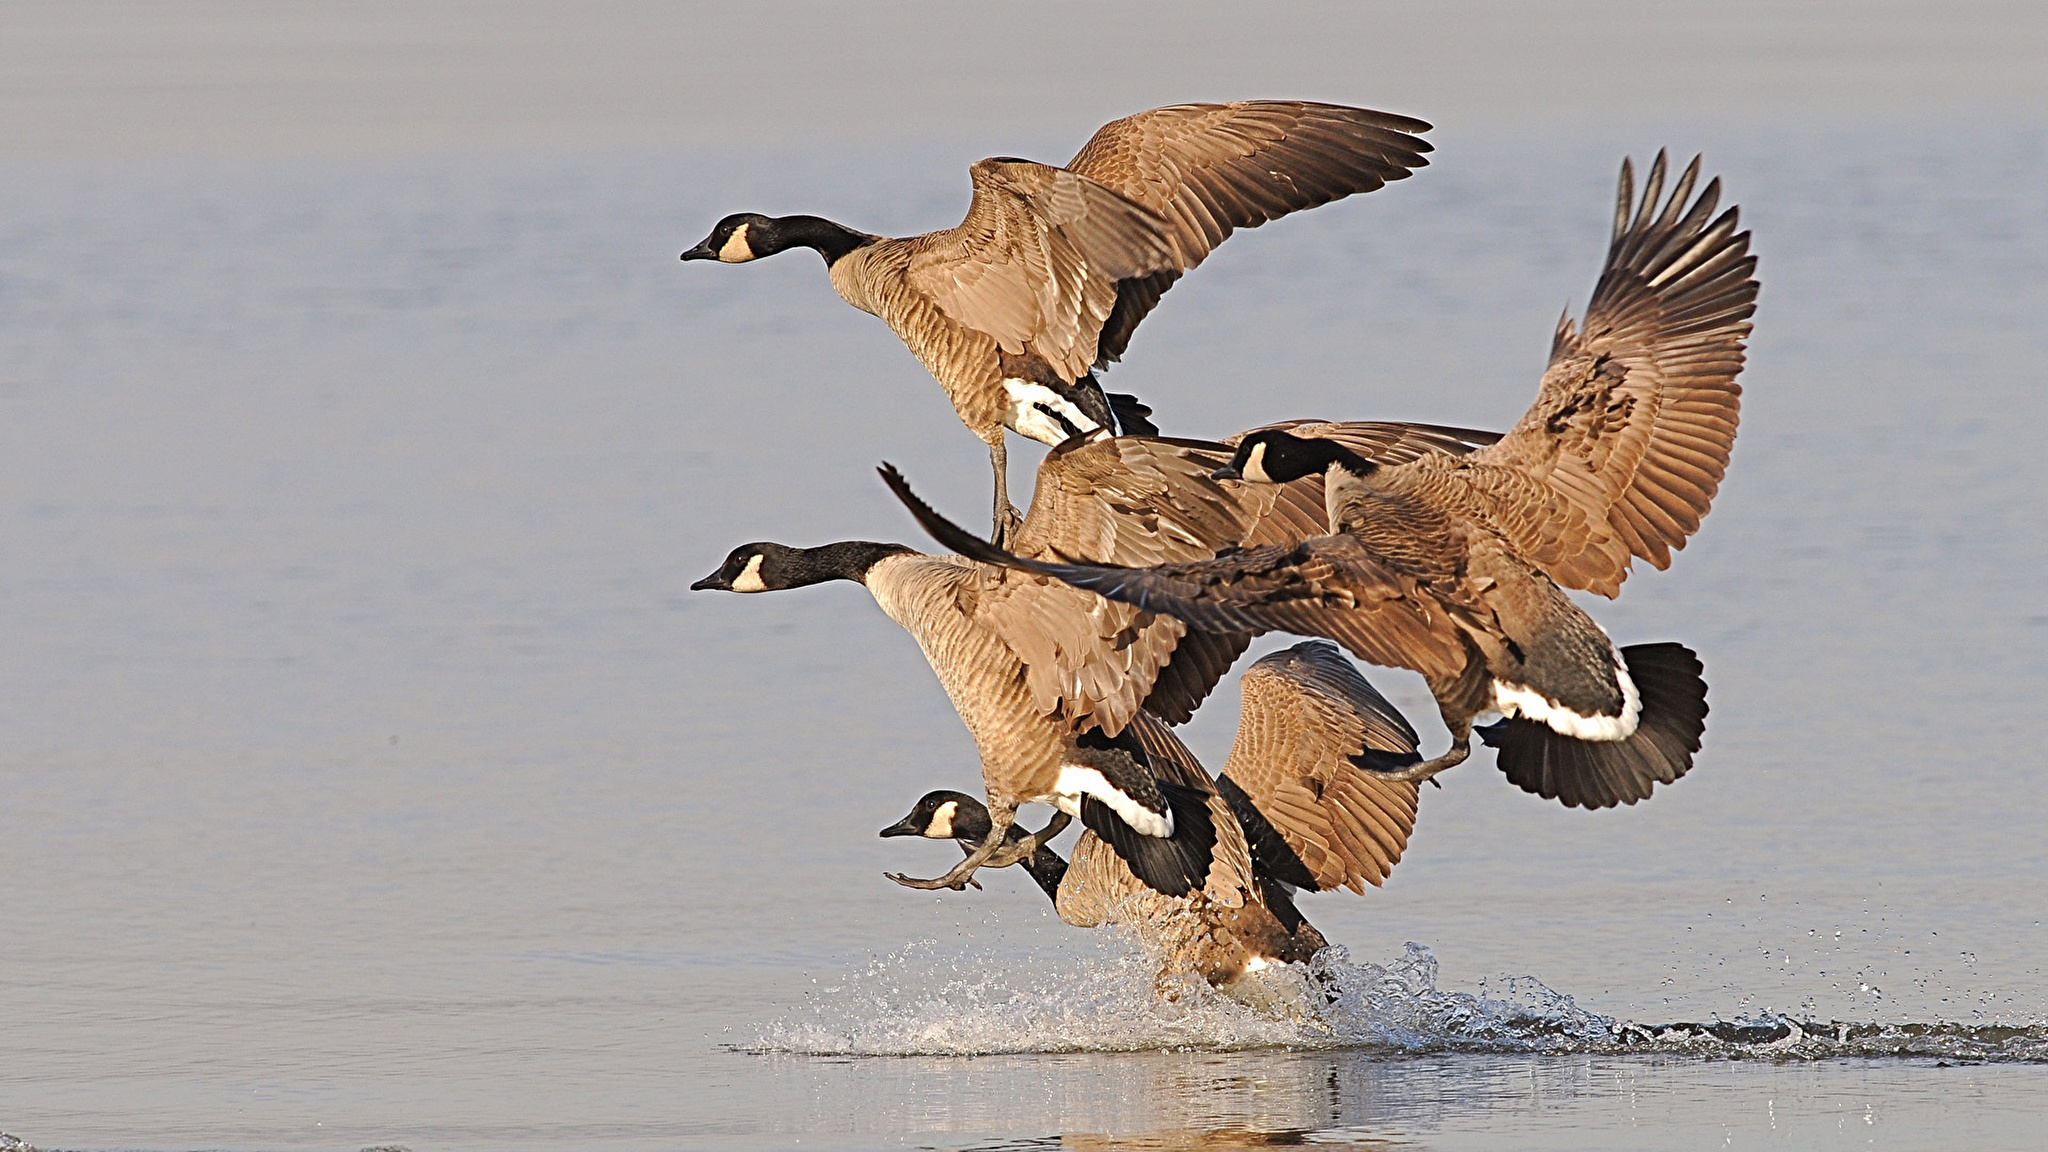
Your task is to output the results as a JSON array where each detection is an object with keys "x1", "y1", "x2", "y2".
[{"x1": 2, "y1": 86, "x2": 2045, "y2": 1152}]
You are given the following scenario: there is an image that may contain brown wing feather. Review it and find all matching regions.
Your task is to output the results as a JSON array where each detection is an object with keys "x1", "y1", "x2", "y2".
[
  {"x1": 1470, "y1": 153, "x2": 1758, "y2": 596},
  {"x1": 978, "y1": 574, "x2": 1181, "y2": 739},
  {"x1": 1011, "y1": 434, "x2": 1278, "y2": 566},
  {"x1": 926, "y1": 420, "x2": 1493, "y2": 737},
  {"x1": 906, "y1": 160, "x2": 1177, "y2": 382},
  {"x1": 1018, "y1": 536, "x2": 1467, "y2": 681},
  {"x1": 1221, "y1": 642, "x2": 1422, "y2": 894},
  {"x1": 1066, "y1": 101, "x2": 1433, "y2": 365},
  {"x1": 1005, "y1": 435, "x2": 1276, "y2": 728},
  {"x1": 881, "y1": 463, "x2": 1470, "y2": 682}
]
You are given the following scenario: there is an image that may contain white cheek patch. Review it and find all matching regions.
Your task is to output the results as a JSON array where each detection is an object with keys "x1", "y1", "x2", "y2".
[
  {"x1": 1001, "y1": 379, "x2": 1105, "y2": 447},
  {"x1": 729, "y1": 553, "x2": 768, "y2": 593},
  {"x1": 926, "y1": 799, "x2": 957, "y2": 839},
  {"x1": 1491, "y1": 653, "x2": 1642, "y2": 742},
  {"x1": 1053, "y1": 765, "x2": 1173, "y2": 838},
  {"x1": 1239, "y1": 441, "x2": 1273, "y2": 484},
  {"x1": 717, "y1": 222, "x2": 755, "y2": 263}
]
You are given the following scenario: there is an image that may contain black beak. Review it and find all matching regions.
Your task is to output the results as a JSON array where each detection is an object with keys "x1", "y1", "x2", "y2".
[
  {"x1": 689, "y1": 571, "x2": 730, "y2": 591},
  {"x1": 879, "y1": 816, "x2": 923, "y2": 838},
  {"x1": 1209, "y1": 463, "x2": 1242, "y2": 481},
  {"x1": 680, "y1": 242, "x2": 717, "y2": 261}
]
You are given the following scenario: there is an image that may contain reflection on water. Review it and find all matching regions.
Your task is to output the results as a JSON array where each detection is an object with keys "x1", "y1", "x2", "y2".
[{"x1": 736, "y1": 1043, "x2": 2047, "y2": 1152}]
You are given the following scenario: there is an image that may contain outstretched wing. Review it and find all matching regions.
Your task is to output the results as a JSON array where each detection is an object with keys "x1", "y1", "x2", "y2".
[
  {"x1": 1067, "y1": 101, "x2": 1434, "y2": 365},
  {"x1": 907, "y1": 159, "x2": 1178, "y2": 382},
  {"x1": 1219, "y1": 642, "x2": 1423, "y2": 894},
  {"x1": 1470, "y1": 153, "x2": 1758, "y2": 597},
  {"x1": 881, "y1": 463, "x2": 1467, "y2": 680}
]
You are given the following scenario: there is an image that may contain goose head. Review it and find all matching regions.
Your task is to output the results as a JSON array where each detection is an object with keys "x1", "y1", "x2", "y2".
[
  {"x1": 681, "y1": 213, "x2": 775, "y2": 263},
  {"x1": 1212, "y1": 430, "x2": 1378, "y2": 485},
  {"x1": 681, "y1": 214, "x2": 875, "y2": 265},
  {"x1": 691, "y1": 540, "x2": 913, "y2": 593},
  {"x1": 879, "y1": 790, "x2": 990, "y2": 842}
]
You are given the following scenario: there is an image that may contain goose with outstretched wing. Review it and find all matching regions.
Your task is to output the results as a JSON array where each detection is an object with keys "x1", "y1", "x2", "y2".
[
  {"x1": 682, "y1": 100, "x2": 1433, "y2": 539},
  {"x1": 694, "y1": 420, "x2": 1491, "y2": 894},
  {"x1": 880, "y1": 153, "x2": 1753, "y2": 811}
]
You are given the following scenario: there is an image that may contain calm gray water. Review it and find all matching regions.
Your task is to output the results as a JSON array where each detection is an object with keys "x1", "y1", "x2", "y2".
[{"x1": 4, "y1": 110, "x2": 2047, "y2": 1148}]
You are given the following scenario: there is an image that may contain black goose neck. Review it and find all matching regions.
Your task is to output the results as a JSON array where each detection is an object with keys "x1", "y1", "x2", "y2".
[
  {"x1": 1281, "y1": 436, "x2": 1378, "y2": 483},
  {"x1": 1321, "y1": 443, "x2": 1379, "y2": 480},
  {"x1": 766, "y1": 215, "x2": 874, "y2": 265},
  {"x1": 1023, "y1": 845, "x2": 1069, "y2": 903},
  {"x1": 789, "y1": 540, "x2": 913, "y2": 587}
]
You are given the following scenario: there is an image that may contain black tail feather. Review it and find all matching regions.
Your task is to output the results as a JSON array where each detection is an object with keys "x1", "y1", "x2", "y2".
[
  {"x1": 1482, "y1": 641, "x2": 1708, "y2": 809},
  {"x1": 1107, "y1": 391, "x2": 1158, "y2": 436},
  {"x1": 1080, "y1": 779, "x2": 1215, "y2": 898}
]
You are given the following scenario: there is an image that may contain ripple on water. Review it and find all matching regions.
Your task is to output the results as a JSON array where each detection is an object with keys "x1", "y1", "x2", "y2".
[{"x1": 752, "y1": 937, "x2": 2048, "y2": 1062}]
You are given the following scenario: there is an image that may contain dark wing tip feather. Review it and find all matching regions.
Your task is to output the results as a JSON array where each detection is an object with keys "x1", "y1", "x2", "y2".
[
  {"x1": 877, "y1": 463, "x2": 1034, "y2": 571},
  {"x1": 1215, "y1": 772, "x2": 1320, "y2": 890}
]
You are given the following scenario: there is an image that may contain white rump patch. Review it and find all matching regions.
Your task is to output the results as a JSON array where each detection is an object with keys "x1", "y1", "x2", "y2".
[
  {"x1": 1002, "y1": 378, "x2": 1104, "y2": 447},
  {"x1": 717, "y1": 222, "x2": 755, "y2": 263},
  {"x1": 729, "y1": 552, "x2": 768, "y2": 593},
  {"x1": 1052, "y1": 765, "x2": 1173, "y2": 838},
  {"x1": 1491, "y1": 651, "x2": 1642, "y2": 742},
  {"x1": 925, "y1": 799, "x2": 957, "y2": 839},
  {"x1": 1242, "y1": 955, "x2": 1275, "y2": 973}
]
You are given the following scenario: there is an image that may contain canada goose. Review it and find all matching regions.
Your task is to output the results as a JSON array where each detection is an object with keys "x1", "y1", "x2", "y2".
[
  {"x1": 692, "y1": 421, "x2": 1490, "y2": 894},
  {"x1": 881, "y1": 643, "x2": 1423, "y2": 990},
  {"x1": 681, "y1": 100, "x2": 1432, "y2": 537},
  {"x1": 881, "y1": 152, "x2": 1754, "y2": 809},
  {"x1": 884, "y1": 787, "x2": 1324, "y2": 991}
]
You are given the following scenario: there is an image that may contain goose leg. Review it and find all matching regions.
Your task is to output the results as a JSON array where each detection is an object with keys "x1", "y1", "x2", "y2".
[
  {"x1": 886, "y1": 801, "x2": 1022, "y2": 891},
  {"x1": 1364, "y1": 675, "x2": 1485, "y2": 785},
  {"x1": 982, "y1": 810, "x2": 1071, "y2": 868},
  {"x1": 1362, "y1": 735, "x2": 1469, "y2": 783},
  {"x1": 985, "y1": 429, "x2": 1023, "y2": 548},
  {"x1": 1363, "y1": 710, "x2": 1474, "y2": 784}
]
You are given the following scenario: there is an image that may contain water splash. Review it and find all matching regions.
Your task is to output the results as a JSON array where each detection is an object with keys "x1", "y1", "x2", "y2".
[{"x1": 751, "y1": 935, "x2": 2048, "y2": 1061}]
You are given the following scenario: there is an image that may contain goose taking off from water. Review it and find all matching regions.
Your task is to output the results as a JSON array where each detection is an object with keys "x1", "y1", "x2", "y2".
[
  {"x1": 882, "y1": 642, "x2": 1425, "y2": 993},
  {"x1": 681, "y1": 100, "x2": 1432, "y2": 539},
  {"x1": 881, "y1": 152, "x2": 1755, "y2": 810},
  {"x1": 692, "y1": 421, "x2": 1491, "y2": 895}
]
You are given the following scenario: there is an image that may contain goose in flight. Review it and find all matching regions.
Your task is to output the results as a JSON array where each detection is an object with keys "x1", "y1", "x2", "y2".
[
  {"x1": 692, "y1": 421, "x2": 1490, "y2": 893},
  {"x1": 681, "y1": 100, "x2": 1432, "y2": 538},
  {"x1": 882, "y1": 642, "x2": 1426, "y2": 995},
  {"x1": 880, "y1": 152, "x2": 1755, "y2": 810}
]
